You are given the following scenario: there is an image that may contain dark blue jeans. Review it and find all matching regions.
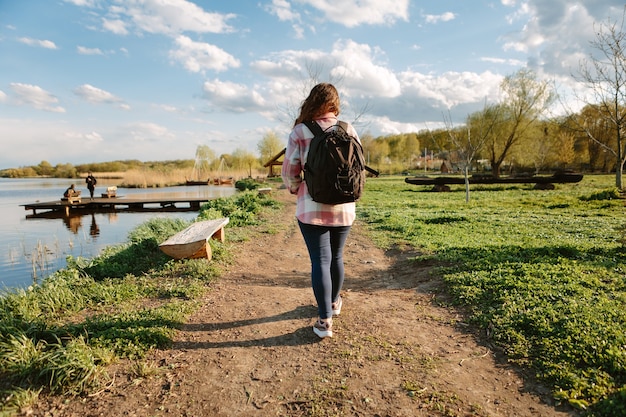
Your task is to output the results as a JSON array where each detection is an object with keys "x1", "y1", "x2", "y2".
[{"x1": 298, "y1": 221, "x2": 351, "y2": 320}]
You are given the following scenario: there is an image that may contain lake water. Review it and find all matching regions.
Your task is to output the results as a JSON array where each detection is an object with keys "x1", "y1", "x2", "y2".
[{"x1": 0, "y1": 178, "x2": 236, "y2": 290}]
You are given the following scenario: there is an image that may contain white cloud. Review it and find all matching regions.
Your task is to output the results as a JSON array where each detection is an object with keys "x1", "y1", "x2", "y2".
[
  {"x1": 102, "y1": 0, "x2": 236, "y2": 36},
  {"x1": 243, "y1": 38, "x2": 504, "y2": 129},
  {"x1": 500, "y1": 0, "x2": 621, "y2": 76},
  {"x1": 102, "y1": 18, "x2": 129, "y2": 35},
  {"x1": 251, "y1": 57, "x2": 304, "y2": 79},
  {"x1": 481, "y1": 56, "x2": 526, "y2": 66},
  {"x1": 128, "y1": 122, "x2": 175, "y2": 142},
  {"x1": 9, "y1": 83, "x2": 65, "y2": 113},
  {"x1": 0, "y1": 90, "x2": 6, "y2": 102},
  {"x1": 369, "y1": 115, "x2": 439, "y2": 136},
  {"x1": 330, "y1": 40, "x2": 402, "y2": 98},
  {"x1": 0, "y1": 118, "x2": 118, "y2": 167},
  {"x1": 73, "y1": 84, "x2": 128, "y2": 109},
  {"x1": 290, "y1": 0, "x2": 410, "y2": 27},
  {"x1": 266, "y1": 0, "x2": 301, "y2": 22},
  {"x1": 424, "y1": 12, "x2": 456, "y2": 24},
  {"x1": 399, "y1": 70, "x2": 502, "y2": 109},
  {"x1": 202, "y1": 79, "x2": 267, "y2": 113},
  {"x1": 169, "y1": 35, "x2": 240, "y2": 73},
  {"x1": 65, "y1": 130, "x2": 104, "y2": 143},
  {"x1": 154, "y1": 104, "x2": 178, "y2": 113},
  {"x1": 18, "y1": 37, "x2": 57, "y2": 49},
  {"x1": 77, "y1": 46, "x2": 104, "y2": 55},
  {"x1": 63, "y1": 0, "x2": 97, "y2": 6},
  {"x1": 84, "y1": 131, "x2": 104, "y2": 142}
]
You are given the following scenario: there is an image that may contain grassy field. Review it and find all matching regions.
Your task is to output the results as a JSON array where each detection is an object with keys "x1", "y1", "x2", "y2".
[
  {"x1": 1, "y1": 175, "x2": 624, "y2": 416},
  {"x1": 358, "y1": 174, "x2": 626, "y2": 416}
]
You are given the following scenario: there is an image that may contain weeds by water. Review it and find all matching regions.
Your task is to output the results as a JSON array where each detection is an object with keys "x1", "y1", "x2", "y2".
[
  {"x1": 119, "y1": 168, "x2": 261, "y2": 188},
  {"x1": 0, "y1": 190, "x2": 279, "y2": 414}
]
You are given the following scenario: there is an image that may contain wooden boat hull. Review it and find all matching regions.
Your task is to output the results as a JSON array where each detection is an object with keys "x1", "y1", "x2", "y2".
[
  {"x1": 186, "y1": 179, "x2": 210, "y2": 186},
  {"x1": 159, "y1": 218, "x2": 229, "y2": 260},
  {"x1": 405, "y1": 172, "x2": 583, "y2": 186}
]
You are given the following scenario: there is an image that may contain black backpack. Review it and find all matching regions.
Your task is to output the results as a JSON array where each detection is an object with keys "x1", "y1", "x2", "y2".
[{"x1": 303, "y1": 120, "x2": 376, "y2": 204}]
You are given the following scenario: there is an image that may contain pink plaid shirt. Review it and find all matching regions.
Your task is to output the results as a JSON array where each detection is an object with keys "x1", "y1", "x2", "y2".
[{"x1": 281, "y1": 113, "x2": 360, "y2": 227}]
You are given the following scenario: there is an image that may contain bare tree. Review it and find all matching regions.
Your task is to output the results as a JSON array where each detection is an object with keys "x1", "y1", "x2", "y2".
[
  {"x1": 276, "y1": 61, "x2": 371, "y2": 131},
  {"x1": 576, "y1": 7, "x2": 626, "y2": 189},
  {"x1": 443, "y1": 103, "x2": 500, "y2": 202}
]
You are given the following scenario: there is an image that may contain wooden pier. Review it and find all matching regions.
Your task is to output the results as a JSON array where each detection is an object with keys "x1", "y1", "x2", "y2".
[{"x1": 22, "y1": 196, "x2": 212, "y2": 217}]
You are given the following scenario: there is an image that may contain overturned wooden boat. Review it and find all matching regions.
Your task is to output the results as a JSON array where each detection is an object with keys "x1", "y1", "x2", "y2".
[
  {"x1": 185, "y1": 179, "x2": 210, "y2": 186},
  {"x1": 159, "y1": 217, "x2": 229, "y2": 260},
  {"x1": 405, "y1": 172, "x2": 583, "y2": 190},
  {"x1": 217, "y1": 177, "x2": 234, "y2": 185}
]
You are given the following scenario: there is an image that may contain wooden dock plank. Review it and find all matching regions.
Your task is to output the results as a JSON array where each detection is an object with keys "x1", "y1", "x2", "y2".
[{"x1": 21, "y1": 196, "x2": 213, "y2": 216}]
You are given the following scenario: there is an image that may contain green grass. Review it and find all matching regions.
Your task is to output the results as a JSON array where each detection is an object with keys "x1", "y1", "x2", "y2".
[
  {"x1": 358, "y1": 174, "x2": 626, "y2": 416},
  {"x1": 0, "y1": 191, "x2": 279, "y2": 413},
  {"x1": 2, "y1": 177, "x2": 623, "y2": 415}
]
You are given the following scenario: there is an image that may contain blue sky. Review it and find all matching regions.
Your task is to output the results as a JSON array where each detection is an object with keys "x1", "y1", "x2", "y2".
[{"x1": 0, "y1": 0, "x2": 623, "y2": 169}]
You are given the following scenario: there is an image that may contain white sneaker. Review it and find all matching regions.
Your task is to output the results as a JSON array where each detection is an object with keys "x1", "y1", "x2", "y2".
[
  {"x1": 313, "y1": 318, "x2": 333, "y2": 338},
  {"x1": 332, "y1": 296, "x2": 342, "y2": 316}
]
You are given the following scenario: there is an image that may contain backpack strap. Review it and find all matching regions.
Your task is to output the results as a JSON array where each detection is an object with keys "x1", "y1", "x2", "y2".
[
  {"x1": 304, "y1": 120, "x2": 350, "y2": 136},
  {"x1": 304, "y1": 120, "x2": 324, "y2": 136},
  {"x1": 304, "y1": 120, "x2": 380, "y2": 178}
]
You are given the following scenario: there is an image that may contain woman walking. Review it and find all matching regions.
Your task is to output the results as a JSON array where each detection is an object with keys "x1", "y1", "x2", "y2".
[{"x1": 281, "y1": 83, "x2": 360, "y2": 338}]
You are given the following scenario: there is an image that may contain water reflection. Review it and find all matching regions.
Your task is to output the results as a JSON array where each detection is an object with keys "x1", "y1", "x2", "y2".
[
  {"x1": 56, "y1": 212, "x2": 104, "y2": 237},
  {"x1": 63, "y1": 214, "x2": 82, "y2": 234},
  {"x1": 89, "y1": 213, "x2": 100, "y2": 237},
  {"x1": 1, "y1": 179, "x2": 237, "y2": 289}
]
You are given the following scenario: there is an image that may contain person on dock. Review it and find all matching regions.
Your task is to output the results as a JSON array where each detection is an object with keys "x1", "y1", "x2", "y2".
[
  {"x1": 86, "y1": 172, "x2": 97, "y2": 199},
  {"x1": 64, "y1": 184, "x2": 78, "y2": 198}
]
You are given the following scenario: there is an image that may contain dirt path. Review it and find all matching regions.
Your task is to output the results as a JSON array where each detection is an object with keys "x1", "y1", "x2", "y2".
[{"x1": 32, "y1": 190, "x2": 578, "y2": 417}]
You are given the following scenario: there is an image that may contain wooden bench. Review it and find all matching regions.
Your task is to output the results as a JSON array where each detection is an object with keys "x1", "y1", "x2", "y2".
[
  {"x1": 101, "y1": 186, "x2": 117, "y2": 198},
  {"x1": 158, "y1": 217, "x2": 229, "y2": 260}
]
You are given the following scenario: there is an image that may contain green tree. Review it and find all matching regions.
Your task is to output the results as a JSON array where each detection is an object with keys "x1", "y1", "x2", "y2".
[
  {"x1": 257, "y1": 131, "x2": 284, "y2": 164},
  {"x1": 36, "y1": 160, "x2": 53, "y2": 176},
  {"x1": 487, "y1": 69, "x2": 555, "y2": 177},
  {"x1": 231, "y1": 148, "x2": 259, "y2": 177},
  {"x1": 53, "y1": 163, "x2": 78, "y2": 178},
  {"x1": 368, "y1": 137, "x2": 391, "y2": 169}
]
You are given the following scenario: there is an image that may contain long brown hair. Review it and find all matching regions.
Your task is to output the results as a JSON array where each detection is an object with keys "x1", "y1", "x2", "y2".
[{"x1": 294, "y1": 83, "x2": 340, "y2": 127}]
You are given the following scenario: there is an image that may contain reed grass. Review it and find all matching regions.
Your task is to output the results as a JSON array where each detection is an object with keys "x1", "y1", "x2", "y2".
[{"x1": 117, "y1": 168, "x2": 266, "y2": 188}]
